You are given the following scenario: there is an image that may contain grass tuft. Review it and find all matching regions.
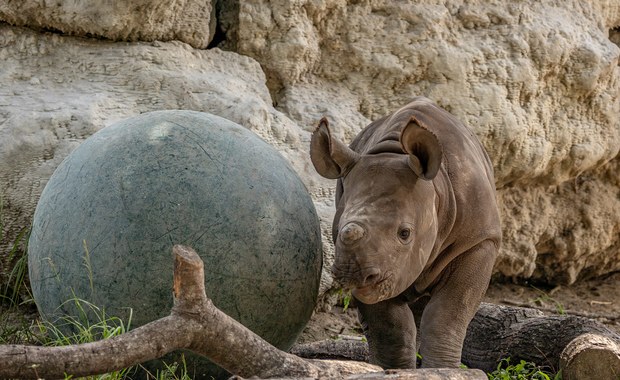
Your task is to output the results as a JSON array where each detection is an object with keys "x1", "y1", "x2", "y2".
[
  {"x1": 338, "y1": 288, "x2": 353, "y2": 312},
  {"x1": 34, "y1": 298, "x2": 134, "y2": 379},
  {"x1": 0, "y1": 196, "x2": 33, "y2": 308},
  {"x1": 487, "y1": 358, "x2": 561, "y2": 380},
  {"x1": 37, "y1": 297, "x2": 132, "y2": 346},
  {"x1": 141, "y1": 355, "x2": 192, "y2": 380},
  {"x1": 532, "y1": 287, "x2": 566, "y2": 315},
  {"x1": 34, "y1": 297, "x2": 190, "y2": 379}
]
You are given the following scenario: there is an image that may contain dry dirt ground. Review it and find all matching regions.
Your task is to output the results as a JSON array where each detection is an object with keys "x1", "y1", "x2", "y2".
[{"x1": 300, "y1": 272, "x2": 620, "y2": 343}]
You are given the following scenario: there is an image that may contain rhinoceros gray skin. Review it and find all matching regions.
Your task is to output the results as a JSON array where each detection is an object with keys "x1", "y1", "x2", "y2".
[{"x1": 310, "y1": 96, "x2": 502, "y2": 369}]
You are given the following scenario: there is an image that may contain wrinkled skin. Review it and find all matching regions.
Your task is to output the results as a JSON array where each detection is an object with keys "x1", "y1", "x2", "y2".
[{"x1": 310, "y1": 97, "x2": 501, "y2": 369}]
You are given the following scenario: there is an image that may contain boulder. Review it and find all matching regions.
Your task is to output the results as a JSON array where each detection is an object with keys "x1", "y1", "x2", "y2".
[{"x1": 0, "y1": 0, "x2": 215, "y2": 48}]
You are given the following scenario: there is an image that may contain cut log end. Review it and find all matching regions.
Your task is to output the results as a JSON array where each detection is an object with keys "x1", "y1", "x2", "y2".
[
  {"x1": 172, "y1": 244, "x2": 207, "y2": 311},
  {"x1": 173, "y1": 244, "x2": 204, "y2": 268},
  {"x1": 560, "y1": 333, "x2": 620, "y2": 380}
]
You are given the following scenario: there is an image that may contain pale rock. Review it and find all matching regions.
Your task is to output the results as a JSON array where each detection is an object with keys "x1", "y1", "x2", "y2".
[
  {"x1": 221, "y1": 0, "x2": 620, "y2": 283},
  {"x1": 0, "y1": 0, "x2": 216, "y2": 48},
  {"x1": 497, "y1": 157, "x2": 620, "y2": 284}
]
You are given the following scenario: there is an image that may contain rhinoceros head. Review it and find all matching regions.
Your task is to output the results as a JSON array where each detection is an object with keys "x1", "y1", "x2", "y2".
[{"x1": 310, "y1": 117, "x2": 443, "y2": 304}]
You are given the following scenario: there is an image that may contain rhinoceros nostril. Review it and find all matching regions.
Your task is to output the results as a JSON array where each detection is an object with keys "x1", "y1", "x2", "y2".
[
  {"x1": 340, "y1": 222, "x2": 365, "y2": 244},
  {"x1": 361, "y1": 267, "x2": 381, "y2": 287}
]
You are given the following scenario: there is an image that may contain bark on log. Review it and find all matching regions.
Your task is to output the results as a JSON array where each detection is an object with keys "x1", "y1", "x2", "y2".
[
  {"x1": 266, "y1": 368, "x2": 488, "y2": 380},
  {"x1": 0, "y1": 245, "x2": 485, "y2": 379},
  {"x1": 290, "y1": 339, "x2": 369, "y2": 362},
  {"x1": 342, "y1": 368, "x2": 490, "y2": 379}
]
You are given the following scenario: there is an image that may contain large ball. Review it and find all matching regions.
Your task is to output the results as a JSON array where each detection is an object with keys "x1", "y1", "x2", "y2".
[{"x1": 28, "y1": 110, "x2": 322, "y2": 377}]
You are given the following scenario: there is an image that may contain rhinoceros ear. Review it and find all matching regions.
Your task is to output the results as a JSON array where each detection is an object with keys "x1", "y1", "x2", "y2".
[
  {"x1": 400, "y1": 120, "x2": 442, "y2": 180},
  {"x1": 310, "y1": 118, "x2": 360, "y2": 179}
]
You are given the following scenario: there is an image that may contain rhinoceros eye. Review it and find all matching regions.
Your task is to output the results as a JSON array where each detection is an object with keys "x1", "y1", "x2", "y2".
[{"x1": 398, "y1": 228, "x2": 411, "y2": 241}]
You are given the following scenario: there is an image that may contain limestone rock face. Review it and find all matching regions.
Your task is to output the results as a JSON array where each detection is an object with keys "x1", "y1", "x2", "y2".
[
  {"x1": 221, "y1": 0, "x2": 620, "y2": 283},
  {"x1": 498, "y1": 157, "x2": 620, "y2": 283},
  {"x1": 0, "y1": 0, "x2": 215, "y2": 48},
  {"x1": 1, "y1": 0, "x2": 620, "y2": 292},
  {"x1": 222, "y1": 0, "x2": 620, "y2": 186}
]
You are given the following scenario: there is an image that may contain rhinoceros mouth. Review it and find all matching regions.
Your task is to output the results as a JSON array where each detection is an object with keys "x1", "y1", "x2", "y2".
[{"x1": 352, "y1": 274, "x2": 394, "y2": 304}]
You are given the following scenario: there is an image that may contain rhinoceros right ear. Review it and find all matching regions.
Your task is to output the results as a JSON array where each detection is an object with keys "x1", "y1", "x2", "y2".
[
  {"x1": 310, "y1": 118, "x2": 360, "y2": 179},
  {"x1": 400, "y1": 120, "x2": 443, "y2": 180}
]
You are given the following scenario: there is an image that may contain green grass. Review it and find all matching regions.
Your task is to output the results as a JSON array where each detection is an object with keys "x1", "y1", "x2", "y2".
[
  {"x1": 338, "y1": 288, "x2": 353, "y2": 312},
  {"x1": 142, "y1": 357, "x2": 192, "y2": 380},
  {"x1": 34, "y1": 298, "x2": 135, "y2": 379},
  {"x1": 37, "y1": 298, "x2": 133, "y2": 346},
  {"x1": 487, "y1": 358, "x2": 561, "y2": 380},
  {"x1": 35, "y1": 297, "x2": 190, "y2": 380},
  {"x1": 532, "y1": 287, "x2": 566, "y2": 315},
  {"x1": 0, "y1": 196, "x2": 32, "y2": 308}
]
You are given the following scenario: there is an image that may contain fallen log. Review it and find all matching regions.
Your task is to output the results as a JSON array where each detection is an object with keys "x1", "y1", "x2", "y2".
[
  {"x1": 292, "y1": 303, "x2": 620, "y2": 379},
  {"x1": 291, "y1": 339, "x2": 369, "y2": 362},
  {"x1": 0, "y1": 245, "x2": 485, "y2": 379},
  {"x1": 464, "y1": 302, "x2": 620, "y2": 378}
]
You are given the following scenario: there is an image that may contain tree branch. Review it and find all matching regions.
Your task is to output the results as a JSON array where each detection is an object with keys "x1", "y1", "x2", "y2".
[{"x1": 0, "y1": 245, "x2": 387, "y2": 379}]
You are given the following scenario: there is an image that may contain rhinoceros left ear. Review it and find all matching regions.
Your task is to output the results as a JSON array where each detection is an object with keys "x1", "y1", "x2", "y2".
[
  {"x1": 400, "y1": 120, "x2": 443, "y2": 180},
  {"x1": 310, "y1": 117, "x2": 360, "y2": 179}
]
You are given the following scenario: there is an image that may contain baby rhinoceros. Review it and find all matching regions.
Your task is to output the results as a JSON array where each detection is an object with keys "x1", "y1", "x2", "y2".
[{"x1": 310, "y1": 97, "x2": 501, "y2": 369}]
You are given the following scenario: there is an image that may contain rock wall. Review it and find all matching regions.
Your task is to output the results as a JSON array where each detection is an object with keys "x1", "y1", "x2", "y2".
[
  {"x1": 0, "y1": 0, "x2": 215, "y2": 48},
  {"x1": 1, "y1": 1, "x2": 619, "y2": 294},
  {"x1": 219, "y1": 0, "x2": 620, "y2": 284}
]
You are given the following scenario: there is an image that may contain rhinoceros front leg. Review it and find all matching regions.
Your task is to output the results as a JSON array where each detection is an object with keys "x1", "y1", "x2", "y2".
[
  {"x1": 418, "y1": 240, "x2": 497, "y2": 368},
  {"x1": 357, "y1": 298, "x2": 418, "y2": 369}
]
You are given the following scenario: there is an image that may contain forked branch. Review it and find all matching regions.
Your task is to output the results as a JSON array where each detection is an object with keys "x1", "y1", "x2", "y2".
[{"x1": 1, "y1": 246, "x2": 486, "y2": 379}]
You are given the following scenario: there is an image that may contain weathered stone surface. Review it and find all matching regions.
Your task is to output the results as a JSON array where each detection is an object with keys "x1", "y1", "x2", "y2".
[
  {"x1": 220, "y1": 0, "x2": 620, "y2": 283},
  {"x1": 498, "y1": 157, "x2": 620, "y2": 284},
  {"x1": 0, "y1": 0, "x2": 215, "y2": 48},
  {"x1": 222, "y1": 0, "x2": 620, "y2": 186}
]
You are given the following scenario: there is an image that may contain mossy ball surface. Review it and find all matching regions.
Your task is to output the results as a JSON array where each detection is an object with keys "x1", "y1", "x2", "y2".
[{"x1": 28, "y1": 110, "x2": 322, "y2": 376}]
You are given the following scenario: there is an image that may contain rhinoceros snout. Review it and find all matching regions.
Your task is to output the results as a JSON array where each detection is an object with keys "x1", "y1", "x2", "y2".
[
  {"x1": 359, "y1": 267, "x2": 381, "y2": 287},
  {"x1": 335, "y1": 222, "x2": 382, "y2": 289},
  {"x1": 339, "y1": 221, "x2": 366, "y2": 245},
  {"x1": 332, "y1": 262, "x2": 381, "y2": 289}
]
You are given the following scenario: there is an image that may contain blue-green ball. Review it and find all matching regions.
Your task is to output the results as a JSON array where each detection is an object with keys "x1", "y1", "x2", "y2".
[{"x1": 28, "y1": 110, "x2": 322, "y2": 377}]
